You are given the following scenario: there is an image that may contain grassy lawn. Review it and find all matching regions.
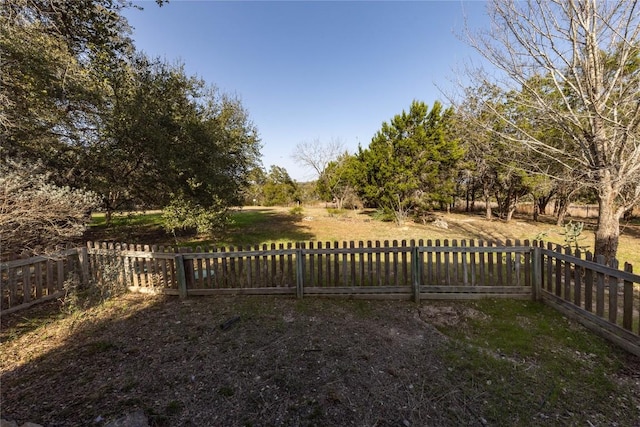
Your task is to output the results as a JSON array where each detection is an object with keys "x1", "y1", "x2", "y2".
[{"x1": 87, "y1": 205, "x2": 640, "y2": 267}]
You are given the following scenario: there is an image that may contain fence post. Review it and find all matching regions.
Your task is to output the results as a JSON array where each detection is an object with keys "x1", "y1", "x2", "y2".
[
  {"x1": 296, "y1": 247, "x2": 304, "y2": 299},
  {"x1": 175, "y1": 254, "x2": 187, "y2": 299},
  {"x1": 412, "y1": 246, "x2": 421, "y2": 303},
  {"x1": 531, "y1": 246, "x2": 542, "y2": 301},
  {"x1": 76, "y1": 246, "x2": 90, "y2": 286}
]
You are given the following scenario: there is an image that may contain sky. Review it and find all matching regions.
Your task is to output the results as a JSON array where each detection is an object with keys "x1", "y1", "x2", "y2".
[{"x1": 123, "y1": 0, "x2": 490, "y2": 181}]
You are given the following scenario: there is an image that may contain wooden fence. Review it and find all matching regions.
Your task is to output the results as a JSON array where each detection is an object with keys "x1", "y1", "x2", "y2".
[
  {"x1": 534, "y1": 242, "x2": 640, "y2": 356},
  {"x1": 2, "y1": 240, "x2": 639, "y2": 356},
  {"x1": 0, "y1": 249, "x2": 83, "y2": 314},
  {"x1": 83, "y1": 240, "x2": 534, "y2": 300}
]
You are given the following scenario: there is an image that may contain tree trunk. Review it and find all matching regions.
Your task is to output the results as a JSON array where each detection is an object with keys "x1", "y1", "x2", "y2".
[
  {"x1": 483, "y1": 185, "x2": 492, "y2": 219},
  {"x1": 533, "y1": 202, "x2": 539, "y2": 222},
  {"x1": 594, "y1": 191, "x2": 622, "y2": 266},
  {"x1": 555, "y1": 197, "x2": 569, "y2": 226}
]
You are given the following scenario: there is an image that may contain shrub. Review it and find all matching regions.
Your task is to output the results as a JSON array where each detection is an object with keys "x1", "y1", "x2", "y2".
[
  {"x1": 289, "y1": 205, "x2": 304, "y2": 216},
  {"x1": 162, "y1": 195, "x2": 231, "y2": 241},
  {"x1": 0, "y1": 160, "x2": 99, "y2": 258}
]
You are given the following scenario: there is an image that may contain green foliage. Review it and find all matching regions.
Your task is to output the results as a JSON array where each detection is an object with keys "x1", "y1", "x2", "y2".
[
  {"x1": 317, "y1": 153, "x2": 362, "y2": 209},
  {"x1": 289, "y1": 205, "x2": 304, "y2": 216},
  {"x1": 560, "y1": 220, "x2": 589, "y2": 252},
  {"x1": 355, "y1": 100, "x2": 464, "y2": 223},
  {"x1": 262, "y1": 165, "x2": 299, "y2": 206},
  {"x1": 2, "y1": 1, "x2": 261, "y2": 230},
  {"x1": 162, "y1": 196, "x2": 231, "y2": 240}
]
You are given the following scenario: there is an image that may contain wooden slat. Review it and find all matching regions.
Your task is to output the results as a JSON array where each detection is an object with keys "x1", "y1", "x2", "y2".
[
  {"x1": 574, "y1": 249, "x2": 582, "y2": 307},
  {"x1": 392, "y1": 240, "x2": 399, "y2": 286},
  {"x1": 435, "y1": 239, "x2": 443, "y2": 284},
  {"x1": 426, "y1": 239, "x2": 433, "y2": 284},
  {"x1": 443, "y1": 239, "x2": 451, "y2": 285},
  {"x1": 383, "y1": 240, "x2": 390, "y2": 286},
  {"x1": 609, "y1": 274, "x2": 618, "y2": 325},
  {"x1": 596, "y1": 255, "x2": 606, "y2": 317},
  {"x1": 34, "y1": 261, "x2": 43, "y2": 298},
  {"x1": 564, "y1": 246, "x2": 572, "y2": 300},
  {"x1": 505, "y1": 239, "x2": 513, "y2": 286},
  {"x1": 309, "y1": 242, "x2": 315, "y2": 287},
  {"x1": 623, "y1": 263, "x2": 633, "y2": 331},
  {"x1": 584, "y1": 252, "x2": 594, "y2": 312},
  {"x1": 470, "y1": 239, "x2": 477, "y2": 286},
  {"x1": 478, "y1": 240, "x2": 485, "y2": 287},
  {"x1": 461, "y1": 240, "x2": 468, "y2": 285},
  {"x1": 452, "y1": 239, "x2": 459, "y2": 285},
  {"x1": 546, "y1": 242, "x2": 553, "y2": 292},
  {"x1": 358, "y1": 241, "x2": 364, "y2": 286},
  {"x1": 22, "y1": 258, "x2": 32, "y2": 304}
]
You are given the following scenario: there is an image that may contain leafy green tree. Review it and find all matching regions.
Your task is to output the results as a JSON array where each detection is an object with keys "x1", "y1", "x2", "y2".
[
  {"x1": 92, "y1": 55, "x2": 261, "y2": 223},
  {"x1": 357, "y1": 101, "x2": 463, "y2": 223},
  {"x1": 262, "y1": 166, "x2": 299, "y2": 206},
  {"x1": 0, "y1": 0, "x2": 139, "y2": 171}
]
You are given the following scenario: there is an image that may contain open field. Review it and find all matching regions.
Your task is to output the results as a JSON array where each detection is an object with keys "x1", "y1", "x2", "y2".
[
  {"x1": 87, "y1": 206, "x2": 640, "y2": 268},
  {"x1": 1, "y1": 295, "x2": 639, "y2": 426}
]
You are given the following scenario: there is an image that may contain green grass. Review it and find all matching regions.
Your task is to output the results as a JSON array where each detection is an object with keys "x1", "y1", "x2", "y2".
[
  {"x1": 90, "y1": 211, "x2": 164, "y2": 228},
  {"x1": 435, "y1": 299, "x2": 636, "y2": 425}
]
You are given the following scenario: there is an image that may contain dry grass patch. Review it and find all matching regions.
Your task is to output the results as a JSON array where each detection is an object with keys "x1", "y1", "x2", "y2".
[{"x1": 1, "y1": 294, "x2": 639, "y2": 426}]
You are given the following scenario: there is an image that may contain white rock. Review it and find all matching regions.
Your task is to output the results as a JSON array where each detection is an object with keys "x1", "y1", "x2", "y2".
[{"x1": 105, "y1": 410, "x2": 149, "y2": 427}]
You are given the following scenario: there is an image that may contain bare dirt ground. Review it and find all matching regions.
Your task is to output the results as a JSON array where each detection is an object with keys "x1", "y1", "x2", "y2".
[
  {"x1": 1, "y1": 294, "x2": 639, "y2": 427},
  {"x1": 1, "y1": 295, "x2": 451, "y2": 426}
]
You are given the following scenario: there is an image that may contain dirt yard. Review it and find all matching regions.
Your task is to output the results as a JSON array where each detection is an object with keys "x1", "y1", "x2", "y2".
[{"x1": 1, "y1": 294, "x2": 639, "y2": 426}]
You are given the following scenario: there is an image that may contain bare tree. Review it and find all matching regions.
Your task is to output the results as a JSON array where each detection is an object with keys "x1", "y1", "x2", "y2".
[
  {"x1": 465, "y1": 0, "x2": 640, "y2": 263},
  {"x1": 0, "y1": 161, "x2": 99, "y2": 258},
  {"x1": 291, "y1": 138, "x2": 345, "y2": 179}
]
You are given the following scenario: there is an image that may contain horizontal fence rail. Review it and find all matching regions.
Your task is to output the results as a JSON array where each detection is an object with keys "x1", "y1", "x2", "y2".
[{"x1": 2, "y1": 240, "x2": 638, "y2": 356}]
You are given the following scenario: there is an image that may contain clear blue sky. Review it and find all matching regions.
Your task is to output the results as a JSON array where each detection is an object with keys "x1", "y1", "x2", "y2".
[{"x1": 123, "y1": 1, "x2": 489, "y2": 181}]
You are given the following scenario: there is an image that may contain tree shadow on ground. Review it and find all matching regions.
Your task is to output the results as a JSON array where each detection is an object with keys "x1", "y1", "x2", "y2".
[
  {"x1": 209, "y1": 208, "x2": 315, "y2": 247},
  {"x1": 84, "y1": 209, "x2": 316, "y2": 248},
  {"x1": 2, "y1": 294, "x2": 638, "y2": 427},
  {"x1": 0, "y1": 295, "x2": 454, "y2": 427}
]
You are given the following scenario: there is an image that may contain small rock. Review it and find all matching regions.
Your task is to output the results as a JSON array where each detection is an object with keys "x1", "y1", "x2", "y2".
[
  {"x1": 432, "y1": 219, "x2": 448, "y2": 229},
  {"x1": 0, "y1": 420, "x2": 18, "y2": 427},
  {"x1": 105, "y1": 410, "x2": 149, "y2": 427},
  {"x1": 21, "y1": 423, "x2": 44, "y2": 427},
  {"x1": 402, "y1": 419, "x2": 410, "y2": 427}
]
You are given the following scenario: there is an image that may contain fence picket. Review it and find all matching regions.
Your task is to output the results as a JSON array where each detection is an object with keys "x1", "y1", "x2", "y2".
[
  {"x1": 574, "y1": 249, "x2": 582, "y2": 307},
  {"x1": 596, "y1": 255, "x2": 606, "y2": 317},
  {"x1": 444, "y1": 239, "x2": 451, "y2": 286},
  {"x1": 584, "y1": 252, "x2": 594, "y2": 312},
  {"x1": 470, "y1": 240, "x2": 477, "y2": 286},
  {"x1": 623, "y1": 263, "x2": 633, "y2": 331},
  {"x1": 478, "y1": 240, "x2": 486, "y2": 286}
]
